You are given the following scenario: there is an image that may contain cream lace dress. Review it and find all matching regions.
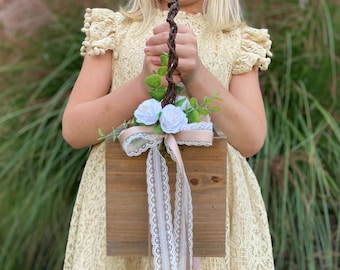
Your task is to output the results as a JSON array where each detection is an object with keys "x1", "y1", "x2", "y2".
[{"x1": 63, "y1": 8, "x2": 274, "y2": 270}]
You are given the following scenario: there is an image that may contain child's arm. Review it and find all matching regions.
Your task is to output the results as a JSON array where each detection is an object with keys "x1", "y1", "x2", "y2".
[
  {"x1": 62, "y1": 51, "x2": 150, "y2": 149},
  {"x1": 185, "y1": 66, "x2": 267, "y2": 158}
]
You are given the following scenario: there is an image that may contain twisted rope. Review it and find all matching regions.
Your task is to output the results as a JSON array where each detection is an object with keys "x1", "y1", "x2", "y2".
[{"x1": 161, "y1": 0, "x2": 180, "y2": 107}]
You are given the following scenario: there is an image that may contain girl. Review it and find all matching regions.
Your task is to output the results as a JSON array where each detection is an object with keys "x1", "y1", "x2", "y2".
[{"x1": 62, "y1": 0, "x2": 274, "y2": 269}]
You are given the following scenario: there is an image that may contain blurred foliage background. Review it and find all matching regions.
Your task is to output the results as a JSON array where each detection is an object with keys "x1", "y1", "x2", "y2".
[{"x1": 0, "y1": 0, "x2": 339, "y2": 269}]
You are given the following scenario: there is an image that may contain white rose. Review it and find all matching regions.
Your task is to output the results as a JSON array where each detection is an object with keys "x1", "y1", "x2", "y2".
[
  {"x1": 134, "y1": 98, "x2": 162, "y2": 125},
  {"x1": 160, "y1": 104, "x2": 188, "y2": 134}
]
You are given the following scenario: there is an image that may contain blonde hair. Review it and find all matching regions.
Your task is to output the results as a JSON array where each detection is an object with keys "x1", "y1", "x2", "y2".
[{"x1": 120, "y1": 0, "x2": 244, "y2": 32}]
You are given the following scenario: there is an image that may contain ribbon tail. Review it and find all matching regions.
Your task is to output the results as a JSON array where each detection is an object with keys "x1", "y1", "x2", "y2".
[
  {"x1": 177, "y1": 164, "x2": 194, "y2": 270},
  {"x1": 165, "y1": 135, "x2": 194, "y2": 270},
  {"x1": 146, "y1": 147, "x2": 177, "y2": 270},
  {"x1": 175, "y1": 171, "x2": 193, "y2": 270}
]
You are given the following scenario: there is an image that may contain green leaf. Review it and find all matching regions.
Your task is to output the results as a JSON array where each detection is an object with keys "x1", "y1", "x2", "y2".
[
  {"x1": 149, "y1": 88, "x2": 166, "y2": 101},
  {"x1": 160, "y1": 54, "x2": 169, "y2": 66},
  {"x1": 158, "y1": 66, "x2": 168, "y2": 76},
  {"x1": 175, "y1": 97, "x2": 186, "y2": 107},
  {"x1": 197, "y1": 106, "x2": 210, "y2": 116},
  {"x1": 187, "y1": 110, "x2": 201, "y2": 123},
  {"x1": 204, "y1": 96, "x2": 211, "y2": 106},
  {"x1": 145, "y1": 74, "x2": 162, "y2": 88},
  {"x1": 154, "y1": 124, "x2": 163, "y2": 133},
  {"x1": 212, "y1": 91, "x2": 223, "y2": 101},
  {"x1": 189, "y1": 97, "x2": 199, "y2": 109},
  {"x1": 98, "y1": 128, "x2": 105, "y2": 137},
  {"x1": 211, "y1": 106, "x2": 220, "y2": 112},
  {"x1": 133, "y1": 117, "x2": 141, "y2": 126}
]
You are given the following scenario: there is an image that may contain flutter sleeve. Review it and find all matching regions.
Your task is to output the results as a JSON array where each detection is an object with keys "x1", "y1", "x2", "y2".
[
  {"x1": 232, "y1": 26, "x2": 273, "y2": 75},
  {"x1": 80, "y1": 8, "x2": 122, "y2": 57}
]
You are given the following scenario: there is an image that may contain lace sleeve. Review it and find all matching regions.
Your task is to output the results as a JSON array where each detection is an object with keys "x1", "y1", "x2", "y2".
[
  {"x1": 80, "y1": 8, "x2": 122, "y2": 57},
  {"x1": 232, "y1": 26, "x2": 272, "y2": 74}
]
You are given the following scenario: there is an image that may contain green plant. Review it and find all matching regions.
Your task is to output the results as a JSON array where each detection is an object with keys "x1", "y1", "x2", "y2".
[
  {"x1": 0, "y1": 5, "x2": 88, "y2": 270},
  {"x1": 246, "y1": 0, "x2": 340, "y2": 269}
]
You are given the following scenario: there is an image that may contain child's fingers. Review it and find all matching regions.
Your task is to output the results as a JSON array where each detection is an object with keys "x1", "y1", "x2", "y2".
[
  {"x1": 148, "y1": 24, "x2": 194, "y2": 45},
  {"x1": 144, "y1": 44, "x2": 169, "y2": 57},
  {"x1": 153, "y1": 22, "x2": 169, "y2": 34},
  {"x1": 153, "y1": 23, "x2": 191, "y2": 35}
]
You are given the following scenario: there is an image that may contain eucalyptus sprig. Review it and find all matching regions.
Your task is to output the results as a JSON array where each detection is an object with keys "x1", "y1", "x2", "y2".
[
  {"x1": 146, "y1": 53, "x2": 184, "y2": 101},
  {"x1": 179, "y1": 92, "x2": 221, "y2": 123},
  {"x1": 98, "y1": 121, "x2": 128, "y2": 141}
]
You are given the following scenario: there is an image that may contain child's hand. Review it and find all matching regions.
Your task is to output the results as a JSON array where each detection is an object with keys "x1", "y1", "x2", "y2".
[{"x1": 145, "y1": 22, "x2": 201, "y2": 85}]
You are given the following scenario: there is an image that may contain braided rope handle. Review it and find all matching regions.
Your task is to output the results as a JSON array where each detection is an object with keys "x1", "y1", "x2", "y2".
[{"x1": 161, "y1": 0, "x2": 180, "y2": 107}]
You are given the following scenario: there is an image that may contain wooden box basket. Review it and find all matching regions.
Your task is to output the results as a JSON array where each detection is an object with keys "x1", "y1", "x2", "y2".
[{"x1": 106, "y1": 131, "x2": 227, "y2": 257}]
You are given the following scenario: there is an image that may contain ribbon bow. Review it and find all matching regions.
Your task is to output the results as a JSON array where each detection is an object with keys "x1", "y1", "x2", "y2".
[{"x1": 118, "y1": 123, "x2": 213, "y2": 270}]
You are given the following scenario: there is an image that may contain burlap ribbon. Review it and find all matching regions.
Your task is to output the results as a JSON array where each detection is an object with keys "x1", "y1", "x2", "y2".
[{"x1": 118, "y1": 124, "x2": 213, "y2": 269}]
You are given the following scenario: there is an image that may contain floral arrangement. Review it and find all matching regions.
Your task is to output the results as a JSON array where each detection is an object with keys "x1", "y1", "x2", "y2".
[
  {"x1": 99, "y1": 53, "x2": 221, "y2": 140},
  {"x1": 136, "y1": 53, "x2": 221, "y2": 133}
]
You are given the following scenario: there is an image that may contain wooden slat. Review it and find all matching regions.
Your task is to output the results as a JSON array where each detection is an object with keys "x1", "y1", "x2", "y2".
[{"x1": 106, "y1": 136, "x2": 227, "y2": 257}]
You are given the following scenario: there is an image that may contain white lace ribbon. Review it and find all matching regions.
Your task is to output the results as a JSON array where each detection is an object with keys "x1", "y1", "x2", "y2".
[{"x1": 118, "y1": 123, "x2": 213, "y2": 270}]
